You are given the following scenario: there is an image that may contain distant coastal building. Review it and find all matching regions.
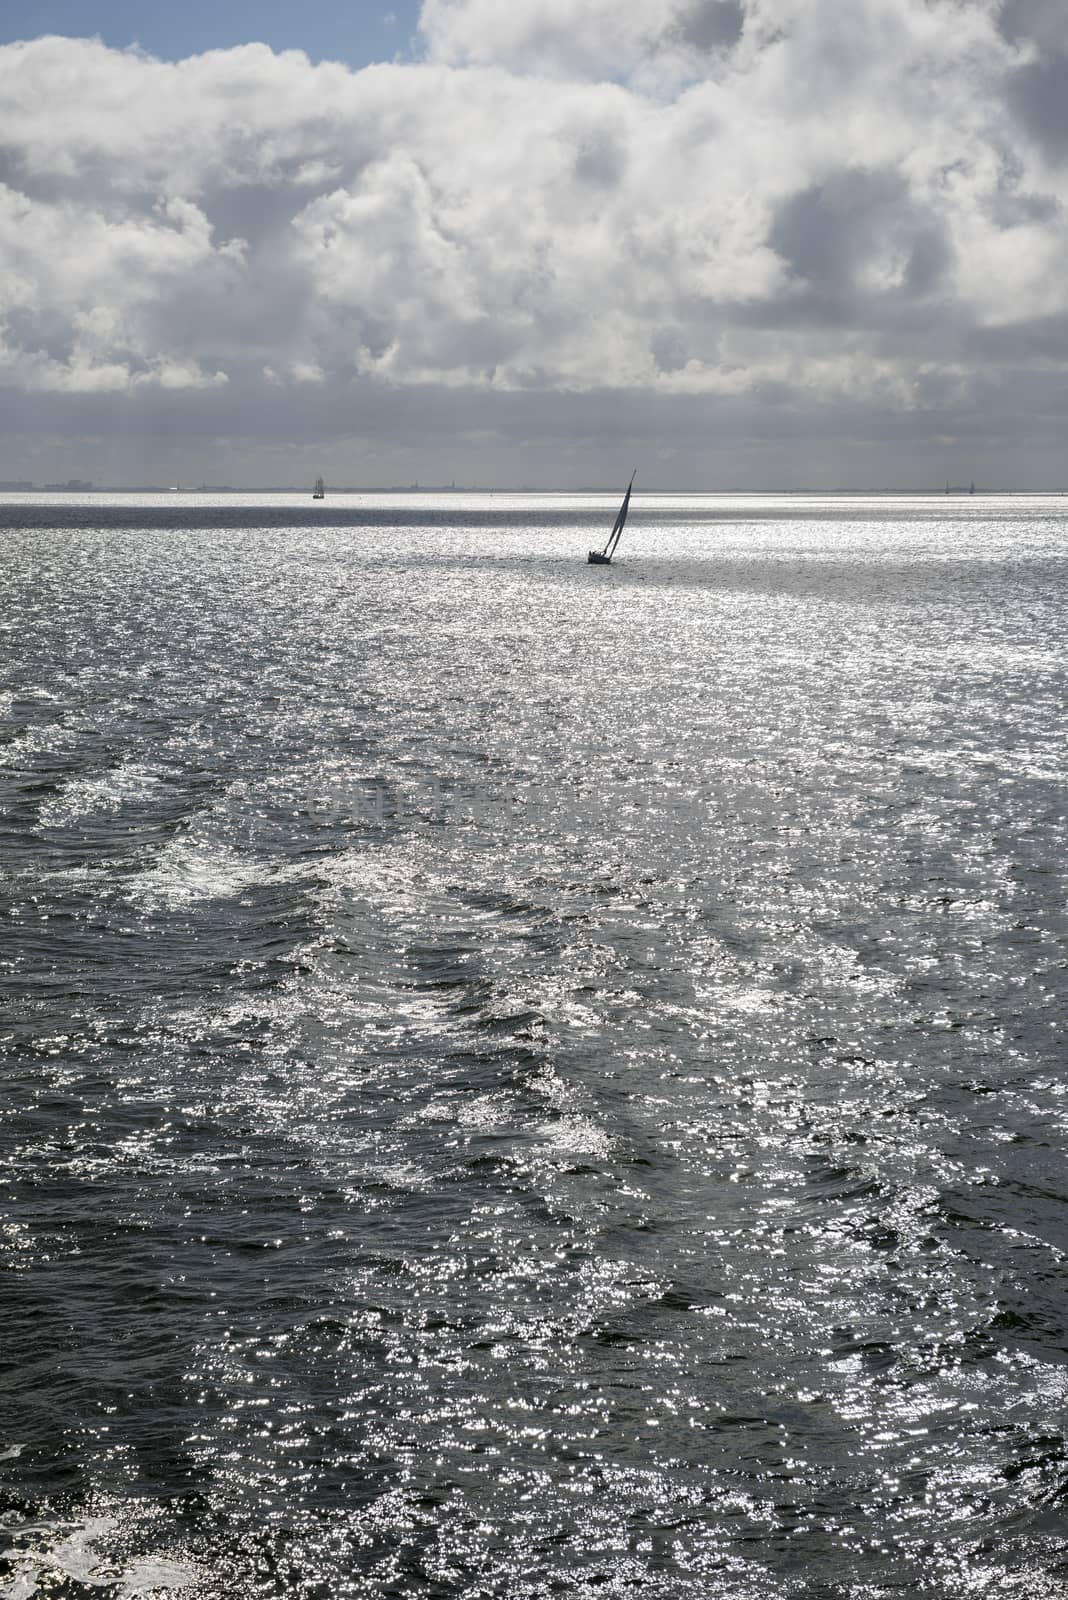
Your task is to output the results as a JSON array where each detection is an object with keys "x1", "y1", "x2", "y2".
[
  {"x1": 45, "y1": 478, "x2": 94, "y2": 491},
  {"x1": 0, "y1": 480, "x2": 34, "y2": 490}
]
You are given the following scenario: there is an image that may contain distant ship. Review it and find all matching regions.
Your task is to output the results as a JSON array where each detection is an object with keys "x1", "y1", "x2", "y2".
[
  {"x1": 588, "y1": 471, "x2": 635, "y2": 565},
  {"x1": 312, "y1": 476, "x2": 325, "y2": 500}
]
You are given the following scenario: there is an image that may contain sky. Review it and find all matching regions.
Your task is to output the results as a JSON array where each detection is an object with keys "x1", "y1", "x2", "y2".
[
  {"x1": 0, "y1": 3, "x2": 424, "y2": 73},
  {"x1": 2, "y1": 0, "x2": 1068, "y2": 489}
]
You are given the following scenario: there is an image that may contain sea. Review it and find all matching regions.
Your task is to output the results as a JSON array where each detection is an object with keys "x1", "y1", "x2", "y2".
[{"x1": 0, "y1": 491, "x2": 1065, "y2": 1599}]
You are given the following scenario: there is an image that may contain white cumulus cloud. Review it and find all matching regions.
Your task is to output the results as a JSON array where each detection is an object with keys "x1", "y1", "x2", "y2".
[{"x1": 0, "y1": 2, "x2": 1067, "y2": 480}]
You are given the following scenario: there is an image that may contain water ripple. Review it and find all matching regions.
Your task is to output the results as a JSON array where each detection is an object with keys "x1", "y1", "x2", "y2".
[{"x1": 0, "y1": 493, "x2": 1065, "y2": 1596}]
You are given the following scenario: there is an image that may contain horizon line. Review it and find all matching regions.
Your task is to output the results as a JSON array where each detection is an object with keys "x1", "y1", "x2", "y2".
[{"x1": 4, "y1": 484, "x2": 1068, "y2": 497}]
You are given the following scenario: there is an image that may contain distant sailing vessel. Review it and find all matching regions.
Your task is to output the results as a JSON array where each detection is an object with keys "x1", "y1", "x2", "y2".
[
  {"x1": 312, "y1": 476, "x2": 325, "y2": 500},
  {"x1": 588, "y1": 471, "x2": 635, "y2": 565}
]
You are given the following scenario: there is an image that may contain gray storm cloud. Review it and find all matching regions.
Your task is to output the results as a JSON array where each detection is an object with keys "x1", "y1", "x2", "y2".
[{"x1": 0, "y1": 0, "x2": 1066, "y2": 481}]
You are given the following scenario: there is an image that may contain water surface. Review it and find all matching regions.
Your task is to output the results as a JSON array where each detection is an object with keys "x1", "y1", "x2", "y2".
[{"x1": 1, "y1": 492, "x2": 1066, "y2": 1597}]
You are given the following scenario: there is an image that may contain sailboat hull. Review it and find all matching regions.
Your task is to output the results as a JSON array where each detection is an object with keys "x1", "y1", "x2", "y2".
[{"x1": 587, "y1": 551, "x2": 611, "y2": 565}]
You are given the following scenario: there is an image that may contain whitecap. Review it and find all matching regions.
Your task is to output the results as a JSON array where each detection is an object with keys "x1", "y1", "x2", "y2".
[
  {"x1": 38, "y1": 763, "x2": 161, "y2": 827},
  {"x1": 126, "y1": 838, "x2": 294, "y2": 908},
  {"x1": 363, "y1": 1160, "x2": 432, "y2": 1191},
  {"x1": 115, "y1": 1555, "x2": 201, "y2": 1597},
  {"x1": 533, "y1": 1114, "x2": 613, "y2": 1161},
  {"x1": 0, "y1": 1515, "x2": 198, "y2": 1597},
  {"x1": 3, "y1": 719, "x2": 81, "y2": 762}
]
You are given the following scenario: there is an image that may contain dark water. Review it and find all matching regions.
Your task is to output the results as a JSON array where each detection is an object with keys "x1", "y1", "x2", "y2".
[{"x1": 1, "y1": 492, "x2": 1066, "y2": 1598}]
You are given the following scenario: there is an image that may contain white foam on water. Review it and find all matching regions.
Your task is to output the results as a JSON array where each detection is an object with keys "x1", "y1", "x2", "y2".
[
  {"x1": 0, "y1": 1574, "x2": 36, "y2": 1600},
  {"x1": 533, "y1": 1113, "x2": 613, "y2": 1161},
  {"x1": 38, "y1": 763, "x2": 161, "y2": 827},
  {"x1": 4, "y1": 719, "x2": 82, "y2": 762},
  {"x1": 363, "y1": 1159, "x2": 433, "y2": 1191},
  {"x1": 321, "y1": 838, "x2": 432, "y2": 912},
  {"x1": 115, "y1": 1556, "x2": 202, "y2": 1597},
  {"x1": 126, "y1": 837, "x2": 295, "y2": 908},
  {"x1": 0, "y1": 1515, "x2": 199, "y2": 1597},
  {"x1": 455, "y1": 1092, "x2": 519, "y2": 1133},
  {"x1": 698, "y1": 981, "x2": 780, "y2": 1016}
]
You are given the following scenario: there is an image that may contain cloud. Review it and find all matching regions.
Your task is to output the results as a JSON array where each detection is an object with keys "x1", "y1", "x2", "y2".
[
  {"x1": 0, "y1": 177, "x2": 240, "y2": 391},
  {"x1": 0, "y1": 4, "x2": 1067, "y2": 482},
  {"x1": 996, "y1": 0, "x2": 1068, "y2": 51},
  {"x1": 419, "y1": 0, "x2": 746, "y2": 86}
]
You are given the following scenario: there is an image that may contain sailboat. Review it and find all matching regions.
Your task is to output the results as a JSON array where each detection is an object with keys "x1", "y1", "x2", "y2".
[
  {"x1": 312, "y1": 476, "x2": 325, "y2": 500},
  {"x1": 588, "y1": 471, "x2": 635, "y2": 564}
]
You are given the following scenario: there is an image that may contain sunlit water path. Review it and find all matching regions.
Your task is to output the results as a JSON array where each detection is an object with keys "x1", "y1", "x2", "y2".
[{"x1": 0, "y1": 493, "x2": 1065, "y2": 1597}]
